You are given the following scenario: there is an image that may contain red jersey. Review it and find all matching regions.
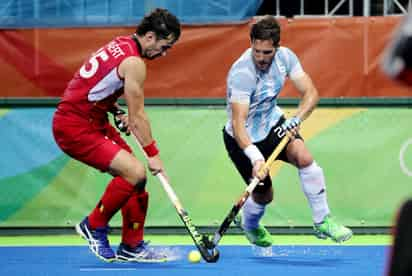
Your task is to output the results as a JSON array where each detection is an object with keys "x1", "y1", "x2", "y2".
[{"x1": 56, "y1": 36, "x2": 141, "y2": 121}]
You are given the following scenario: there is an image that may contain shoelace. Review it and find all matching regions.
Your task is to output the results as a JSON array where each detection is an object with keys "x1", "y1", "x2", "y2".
[
  {"x1": 92, "y1": 227, "x2": 112, "y2": 254},
  {"x1": 135, "y1": 241, "x2": 152, "y2": 255},
  {"x1": 136, "y1": 240, "x2": 150, "y2": 248},
  {"x1": 133, "y1": 241, "x2": 165, "y2": 259}
]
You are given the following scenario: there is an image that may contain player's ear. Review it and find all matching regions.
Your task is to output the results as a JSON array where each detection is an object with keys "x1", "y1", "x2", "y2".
[{"x1": 144, "y1": 31, "x2": 156, "y2": 42}]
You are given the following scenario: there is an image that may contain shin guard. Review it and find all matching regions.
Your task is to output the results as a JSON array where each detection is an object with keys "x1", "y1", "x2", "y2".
[
  {"x1": 88, "y1": 177, "x2": 135, "y2": 229},
  {"x1": 299, "y1": 161, "x2": 330, "y2": 224},
  {"x1": 121, "y1": 191, "x2": 149, "y2": 248}
]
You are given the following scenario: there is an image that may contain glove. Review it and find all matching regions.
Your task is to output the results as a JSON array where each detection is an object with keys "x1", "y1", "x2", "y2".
[
  {"x1": 110, "y1": 107, "x2": 128, "y2": 133},
  {"x1": 281, "y1": 116, "x2": 301, "y2": 131}
]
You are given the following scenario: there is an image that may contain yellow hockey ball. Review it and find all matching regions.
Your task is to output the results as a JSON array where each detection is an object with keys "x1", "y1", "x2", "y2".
[{"x1": 188, "y1": 250, "x2": 201, "y2": 263}]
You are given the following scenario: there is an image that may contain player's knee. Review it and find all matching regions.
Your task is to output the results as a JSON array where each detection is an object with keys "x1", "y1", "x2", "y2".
[
  {"x1": 253, "y1": 186, "x2": 274, "y2": 205},
  {"x1": 286, "y1": 140, "x2": 313, "y2": 168},
  {"x1": 134, "y1": 175, "x2": 147, "y2": 192},
  {"x1": 296, "y1": 154, "x2": 313, "y2": 168}
]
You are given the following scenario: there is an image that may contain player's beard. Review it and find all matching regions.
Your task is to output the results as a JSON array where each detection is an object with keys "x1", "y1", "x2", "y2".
[
  {"x1": 142, "y1": 48, "x2": 162, "y2": 60},
  {"x1": 147, "y1": 52, "x2": 162, "y2": 60},
  {"x1": 256, "y1": 60, "x2": 271, "y2": 71},
  {"x1": 253, "y1": 57, "x2": 273, "y2": 72}
]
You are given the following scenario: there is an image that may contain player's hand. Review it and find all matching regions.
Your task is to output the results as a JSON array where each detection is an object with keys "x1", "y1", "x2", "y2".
[
  {"x1": 111, "y1": 108, "x2": 131, "y2": 135},
  {"x1": 281, "y1": 116, "x2": 301, "y2": 137},
  {"x1": 252, "y1": 159, "x2": 268, "y2": 181},
  {"x1": 114, "y1": 113, "x2": 130, "y2": 135},
  {"x1": 147, "y1": 154, "x2": 165, "y2": 176}
]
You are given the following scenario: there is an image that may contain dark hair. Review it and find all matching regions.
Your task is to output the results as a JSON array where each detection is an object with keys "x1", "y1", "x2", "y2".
[
  {"x1": 250, "y1": 16, "x2": 280, "y2": 47},
  {"x1": 136, "y1": 8, "x2": 181, "y2": 43}
]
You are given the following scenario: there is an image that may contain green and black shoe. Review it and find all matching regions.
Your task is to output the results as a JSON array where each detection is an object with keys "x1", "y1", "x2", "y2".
[
  {"x1": 234, "y1": 214, "x2": 273, "y2": 247},
  {"x1": 314, "y1": 215, "x2": 353, "y2": 243}
]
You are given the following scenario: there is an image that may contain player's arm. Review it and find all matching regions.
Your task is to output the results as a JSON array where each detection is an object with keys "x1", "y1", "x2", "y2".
[
  {"x1": 231, "y1": 102, "x2": 252, "y2": 150},
  {"x1": 281, "y1": 72, "x2": 319, "y2": 136},
  {"x1": 231, "y1": 102, "x2": 267, "y2": 180},
  {"x1": 229, "y1": 69, "x2": 268, "y2": 179},
  {"x1": 119, "y1": 57, "x2": 153, "y2": 145},
  {"x1": 118, "y1": 56, "x2": 163, "y2": 174},
  {"x1": 291, "y1": 72, "x2": 319, "y2": 121}
]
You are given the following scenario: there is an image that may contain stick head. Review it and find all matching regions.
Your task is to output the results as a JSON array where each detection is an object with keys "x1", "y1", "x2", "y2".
[
  {"x1": 202, "y1": 235, "x2": 215, "y2": 249},
  {"x1": 206, "y1": 248, "x2": 220, "y2": 263},
  {"x1": 197, "y1": 234, "x2": 219, "y2": 262}
]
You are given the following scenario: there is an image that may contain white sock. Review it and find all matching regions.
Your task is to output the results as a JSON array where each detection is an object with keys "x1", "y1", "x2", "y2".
[
  {"x1": 299, "y1": 161, "x2": 330, "y2": 224},
  {"x1": 242, "y1": 196, "x2": 266, "y2": 231}
]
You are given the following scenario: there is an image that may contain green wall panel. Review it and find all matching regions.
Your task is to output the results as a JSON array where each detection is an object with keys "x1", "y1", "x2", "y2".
[{"x1": 1, "y1": 107, "x2": 411, "y2": 227}]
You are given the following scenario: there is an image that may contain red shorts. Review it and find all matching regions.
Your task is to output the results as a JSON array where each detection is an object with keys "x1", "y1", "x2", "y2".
[{"x1": 52, "y1": 112, "x2": 132, "y2": 172}]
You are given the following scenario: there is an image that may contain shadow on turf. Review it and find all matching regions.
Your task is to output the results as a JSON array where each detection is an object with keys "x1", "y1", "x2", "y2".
[
  {"x1": 250, "y1": 257, "x2": 354, "y2": 267},
  {"x1": 80, "y1": 262, "x2": 220, "y2": 270},
  {"x1": 80, "y1": 264, "x2": 180, "y2": 269}
]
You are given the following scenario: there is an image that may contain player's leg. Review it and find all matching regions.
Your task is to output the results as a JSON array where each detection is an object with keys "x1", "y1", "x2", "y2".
[
  {"x1": 285, "y1": 139, "x2": 330, "y2": 223},
  {"x1": 284, "y1": 139, "x2": 352, "y2": 242},
  {"x1": 106, "y1": 127, "x2": 167, "y2": 262},
  {"x1": 77, "y1": 146, "x2": 146, "y2": 262},
  {"x1": 223, "y1": 130, "x2": 273, "y2": 247},
  {"x1": 116, "y1": 190, "x2": 166, "y2": 262},
  {"x1": 235, "y1": 187, "x2": 273, "y2": 247},
  {"x1": 53, "y1": 118, "x2": 148, "y2": 261},
  {"x1": 53, "y1": 117, "x2": 120, "y2": 261}
]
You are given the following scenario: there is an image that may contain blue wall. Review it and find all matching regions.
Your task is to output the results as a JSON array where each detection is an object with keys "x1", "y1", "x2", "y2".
[{"x1": 0, "y1": 0, "x2": 263, "y2": 28}]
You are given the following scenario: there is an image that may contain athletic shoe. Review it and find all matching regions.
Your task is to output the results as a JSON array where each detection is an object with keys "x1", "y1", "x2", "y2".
[
  {"x1": 314, "y1": 215, "x2": 353, "y2": 243},
  {"x1": 75, "y1": 217, "x2": 116, "y2": 262},
  {"x1": 116, "y1": 241, "x2": 168, "y2": 263},
  {"x1": 234, "y1": 214, "x2": 273, "y2": 247}
]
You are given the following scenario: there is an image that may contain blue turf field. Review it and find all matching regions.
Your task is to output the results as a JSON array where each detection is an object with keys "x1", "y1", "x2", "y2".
[{"x1": 0, "y1": 245, "x2": 387, "y2": 276}]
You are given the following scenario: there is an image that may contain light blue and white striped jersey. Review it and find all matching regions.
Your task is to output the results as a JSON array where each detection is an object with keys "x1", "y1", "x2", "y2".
[{"x1": 225, "y1": 46, "x2": 304, "y2": 143}]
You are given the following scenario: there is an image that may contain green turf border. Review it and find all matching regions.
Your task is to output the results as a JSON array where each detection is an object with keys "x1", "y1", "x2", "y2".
[
  {"x1": 0, "y1": 235, "x2": 391, "y2": 246},
  {"x1": 1, "y1": 97, "x2": 412, "y2": 107}
]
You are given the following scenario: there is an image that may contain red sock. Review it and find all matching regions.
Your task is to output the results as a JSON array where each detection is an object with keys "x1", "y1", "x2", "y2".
[
  {"x1": 88, "y1": 177, "x2": 135, "y2": 229},
  {"x1": 121, "y1": 191, "x2": 149, "y2": 248}
]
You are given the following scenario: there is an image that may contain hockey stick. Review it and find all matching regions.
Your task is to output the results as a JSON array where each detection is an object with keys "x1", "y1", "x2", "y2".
[
  {"x1": 132, "y1": 134, "x2": 219, "y2": 263},
  {"x1": 204, "y1": 134, "x2": 290, "y2": 249}
]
